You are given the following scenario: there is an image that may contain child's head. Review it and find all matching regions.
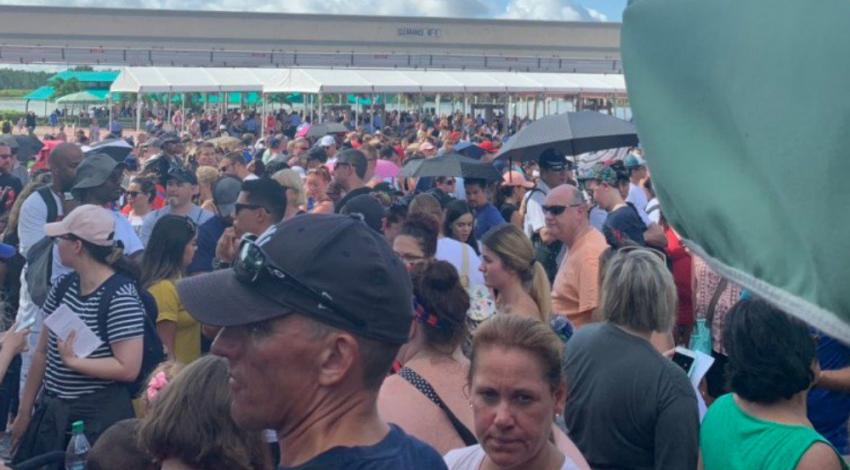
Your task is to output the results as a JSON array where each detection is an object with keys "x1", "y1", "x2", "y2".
[
  {"x1": 87, "y1": 419, "x2": 156, "y2": 470},
  {"x1": 142, "y1": 360, "x2": 184, "y2": 410}
]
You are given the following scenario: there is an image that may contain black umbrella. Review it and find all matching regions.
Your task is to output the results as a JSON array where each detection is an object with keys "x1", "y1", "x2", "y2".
[
  {"x1": 83, "y1": 138, "x2": 133, "y2": 162},
  {"x1": 495, "y1": 111, "x2": 638, "y2": 162},
  {"x1": 454, "y1": 141, "x2": 486, "y2": 159},
  {"x1": 399, "y1": 153, "x2": 501, "y2": 181},
  {"x1": 14, "y1": 135, "x2": 44, "y2": 162},
  {"x1": 306, "y1": 122, "x2": 348, "y2": 139}
]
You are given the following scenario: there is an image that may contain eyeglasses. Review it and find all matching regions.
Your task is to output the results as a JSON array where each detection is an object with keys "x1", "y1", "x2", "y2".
[
  {"x1": 233, "y1": 237, "x2": 365, "y2": 329},
  {"x1": 235, "y1": 203, "x2": 265, "y2": 213},
  {"x1": 542, "y1": 203, "x2": 583, "y2": 216},
  {"x1": 125, "y1": 191, "x2": 140, "y2": 198},
  {"x1": 53, "y1": 234, "x2": 77, "y2": 242}
]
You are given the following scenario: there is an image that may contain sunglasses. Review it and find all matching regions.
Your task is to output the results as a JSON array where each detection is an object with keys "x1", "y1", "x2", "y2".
[
  {"x1": 234, "y1": 237, "x2": 365, "y2": 329},
  {"x1": 542, "y1": 203, "x2": 583, "y2": 216},
  {"x1": 235, "y1": 203, "x2": 265, "y2": 213},
  {"x1": 125, "y1": 191, "x2": 140, "y2": 198}
]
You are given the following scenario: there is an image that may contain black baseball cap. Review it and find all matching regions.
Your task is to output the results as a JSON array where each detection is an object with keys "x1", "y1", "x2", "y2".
[
  {"x1": 539, "y1": 148, "x2": 571, "y2": 171},
  {"x1": 159, "y1": 133, "x2": 180, "y2": 145},
  {"x1": 340, "y1": 194, "x2": 386, "y2": 233},
  {"x1": 177, "y1": 214, "x2": 413, "y2": 344},
  {"x1": 166, "y1": 166, "x2": 198, "y2": 185}
]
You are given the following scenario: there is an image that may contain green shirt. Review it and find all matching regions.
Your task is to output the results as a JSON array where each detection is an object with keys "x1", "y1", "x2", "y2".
[{"x1": 701, "y1": 394, "x2": 847, "y2": 470}]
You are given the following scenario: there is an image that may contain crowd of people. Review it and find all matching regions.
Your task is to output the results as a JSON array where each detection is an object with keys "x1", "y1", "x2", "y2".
[{"x1": 0, "y1": 103, "x2": 842, "y2": 470}]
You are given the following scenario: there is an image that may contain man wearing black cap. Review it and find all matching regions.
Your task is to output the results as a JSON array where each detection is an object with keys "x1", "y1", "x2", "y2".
[
  {"x1": 332, "y1": 149, "x2": 371, "y2": 213},
  {"x1": 186, "y1": 175, "x2": 241, "y2": 275},
  {"x1": 177, "y1": 215, "x2": 447, "y2": 469},
  {"x1": 139, "y1": 167, "x2": 212, "y2": 246},
  {"x1": 142, "y1": 133, "x2": 184, "y2": 182},
  {"x1": 521, "y1": 148, "x2": 574, "y2": 281}
]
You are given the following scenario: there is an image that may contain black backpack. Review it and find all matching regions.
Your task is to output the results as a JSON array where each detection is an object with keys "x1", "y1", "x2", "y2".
[
  {"x1": 24, "y1": 187, "x2": 60, "y2": 308},
  {"x1": 53, "y1": 272, "x2": 166, "y2": 398}
]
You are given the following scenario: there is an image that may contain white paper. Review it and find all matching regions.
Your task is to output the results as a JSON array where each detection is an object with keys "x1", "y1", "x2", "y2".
[
  {"x1": 689, "y1": 349, "x2": 715, "y2": 389},
  {"x1": 43, "y1": 304, "x2": 103, "y2": 358}
]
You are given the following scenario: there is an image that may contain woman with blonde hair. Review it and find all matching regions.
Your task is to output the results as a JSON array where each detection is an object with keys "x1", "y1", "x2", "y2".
[
  {"x1": 562, "y1": 248, "x2": 698, "y2": 469},
  {"x1": 479, "y1": 224, "x2": 551, "y2": 322},
  {"x1": 444, "y1": 314, "x2": 588, "y2": 470},
  {"x1": 271, "y1": 169, "x2": 306, "y2": 220},
  {"x1": 138, "y1": 355, "x2": 271, "y2": 470},
  {"x1": 195, "y1": 166, "x2": 219, "y2": 212}
]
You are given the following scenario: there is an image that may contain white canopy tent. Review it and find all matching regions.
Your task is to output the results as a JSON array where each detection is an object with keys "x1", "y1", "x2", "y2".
[{"x1": 111, "y1": 66, "x2": 627, "y2": 131}]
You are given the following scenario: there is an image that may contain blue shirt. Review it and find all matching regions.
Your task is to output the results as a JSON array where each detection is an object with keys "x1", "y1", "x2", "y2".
[
  {"x1": 474, "y1": 203, "x2": 506, "y2": 239},
  {"x1": 808, "y1": 330, "x2": 850, "y2": 454},
  {"x1": 186, "y1": 215, "x2": 228, "y2": 275},
  {"x1": 278, "y1": 424, "x2": 446, "y2": 470}
]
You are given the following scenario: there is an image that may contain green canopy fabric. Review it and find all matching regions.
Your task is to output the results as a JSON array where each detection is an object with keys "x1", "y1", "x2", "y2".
[
  {"x1": 622, "y1": 1, "x2": 850, "y2": 340},
  {"x1": 55, "y1": 90, "x2": 109, "y2": 104},
  {"x1": 50, "y1": 70, "x2": 119, "y2": 84},
  {"x1": 23, "y1": 86, "x2": 55, "y2": 101}
]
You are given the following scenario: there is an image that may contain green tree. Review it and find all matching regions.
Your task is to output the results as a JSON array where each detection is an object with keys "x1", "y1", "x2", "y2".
[
  {"x1": 71, "y1": 65, "x2": 94, "y2": 72},
  {"x1": 50, "y1": 77, "x2": 83, "y2": 99}
]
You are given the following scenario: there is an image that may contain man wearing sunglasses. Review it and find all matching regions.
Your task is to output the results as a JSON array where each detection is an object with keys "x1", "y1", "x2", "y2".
[
  {"x1": 523, "y1": 149, "x2": 573, "y2": 282},
  {"x1": 177, "y1": 214, "x2": 447, "y2": 469},
  {"x1": 545, "y1": 185, "x2": 608, "y2": 329}
]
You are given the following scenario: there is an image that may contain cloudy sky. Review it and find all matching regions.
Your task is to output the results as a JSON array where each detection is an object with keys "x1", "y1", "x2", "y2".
[{"x1": 0, "y1": 0, "x2": 628, "y2": 22}]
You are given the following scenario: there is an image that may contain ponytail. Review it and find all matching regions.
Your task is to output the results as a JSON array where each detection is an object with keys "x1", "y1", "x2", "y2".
[
  {"x1": 81, "y1": 239, "x2": 140, "y2": 282},
  {"x1": 529, "y1": 261, "x2": 552, "y2": 323}
]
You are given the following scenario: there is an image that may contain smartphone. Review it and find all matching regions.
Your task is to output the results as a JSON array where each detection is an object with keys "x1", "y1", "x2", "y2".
[{"x1": 671, "y1": 346, "x2": 696, "y2": 376}]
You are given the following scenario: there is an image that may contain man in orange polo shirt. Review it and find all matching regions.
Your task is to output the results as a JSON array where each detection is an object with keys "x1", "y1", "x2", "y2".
[{"x1": 545, "y1": 184, "x2": 608, "y2": 328}]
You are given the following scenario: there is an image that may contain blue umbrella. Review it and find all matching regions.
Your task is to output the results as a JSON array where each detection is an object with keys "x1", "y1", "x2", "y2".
[{"x1": 454, "y1": 141, "x2": 485, "y2": 160}]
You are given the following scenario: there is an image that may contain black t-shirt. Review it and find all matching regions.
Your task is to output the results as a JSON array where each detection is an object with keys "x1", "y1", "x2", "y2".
[
  {"x1": 335, "y1": 186, "x2": 372, "y2": 213},
  {"x1": 0, "y1": 173, "x2": 22, "y2": 215},
  {"x1": 278, "y1": 424, "x2": 447, "y2": 470},
  {"x1": 603, "y1": 202, "x2": 647, "y2": 247}
]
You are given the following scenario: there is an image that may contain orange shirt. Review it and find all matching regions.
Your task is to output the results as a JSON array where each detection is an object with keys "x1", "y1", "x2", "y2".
[{"x1": 551, "y1": 228, "x2": 608, "y2": 328}]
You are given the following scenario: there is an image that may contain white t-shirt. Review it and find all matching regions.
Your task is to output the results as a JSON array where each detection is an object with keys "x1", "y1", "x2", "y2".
[
  {"x1": 444, "y1": 445, "x2": 581, "y2": 470},
  {"x1": 646, "y1": 197, "x2": 661, "y2": 225},
  {"x1": 523, "y1": 180, "x2": 550, "y2": 239},
  {"x1": 627, "y1": 182, "x2": 653, "y2": 226},
  {"x1": 436, "y1": 237, "x2": 484, "y2": 287}
]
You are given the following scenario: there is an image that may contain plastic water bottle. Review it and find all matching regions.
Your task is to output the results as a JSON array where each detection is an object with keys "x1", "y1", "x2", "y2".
[{"x1": 65, "y1": 420, "x2": 90, "y2": 470}]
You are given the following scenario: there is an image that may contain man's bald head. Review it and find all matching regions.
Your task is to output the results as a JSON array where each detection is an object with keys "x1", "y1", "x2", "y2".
[
  {"x1": 546, "y1": 184, "x2": 585, "y2": 207},
  {"x1": 47, "y1": 143, "x2": 84, "y2": 192},
  {"x1": 544, "y1": 184, "x2": 589, "y2": 246}
]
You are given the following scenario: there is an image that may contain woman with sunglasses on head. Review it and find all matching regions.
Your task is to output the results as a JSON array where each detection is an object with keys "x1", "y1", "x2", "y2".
[
  {"x1": 479, "y1": 224, "x2": 551, "y2": 322},
  {"x1": 378, "y1": 260, "x2": 475, "y2": 455},
  {"x1": 124, "y1": 177, "x2": 158, "y2": 237},
  {"x1": 305, "y1": 166, "x2": 334, "y2": 214},
  {"x1": 140, "y1": 215, "x2": 200, "y2": 365},
  {"x1": 11, "y1": 205, "x2": 147, "y2": 460},
  {"x1": 393, "y1": 213, "x2": 439, "y2": 272},
  {"x1": 444, "y1": 199, "x2": 479, "y2": 256}
]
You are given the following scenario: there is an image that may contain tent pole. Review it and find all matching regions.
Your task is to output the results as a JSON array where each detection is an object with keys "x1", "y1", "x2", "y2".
[
  {"x1": 261, "y1": 93, "x2": 267, "y2": 136},
  {"x1": 370, "y1": 94, "x2": 376, "y2": 129},
  {"x1": 180, "y1": 93, "x2": 185, "y2": 133},
  {"x1": 108, "y1": 94, "x2": 113, "y2": 136},
  {"x1": 318, "y1": 92, "x2": 324, "y2": 124},
  {"x1": 435, "y1": 93, "x2": 441, "y2": 118},
  {"x1": 136, "y1": 95, "x2": 142, "y2": 132},
  {"x1": 463, "y1": 93, "x2": 469, "y2": 116}
]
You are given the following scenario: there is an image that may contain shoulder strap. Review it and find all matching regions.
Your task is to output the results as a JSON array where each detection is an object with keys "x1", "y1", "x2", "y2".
[
  {"x1": 37, "y1": 187, "x2": 58, "y2": 223},
  {"x1": 398, "y1": 367, "x2": 477, "y2": 446},
  {"x1": 95, "y1": 274, "x2": 135, "y2": 345},
  {"x1": 53, "y1": 273, "x2": 78, "y2": 307},
  {"x1": 705, "y1": 278, "x2": 729, "y2": 328}
]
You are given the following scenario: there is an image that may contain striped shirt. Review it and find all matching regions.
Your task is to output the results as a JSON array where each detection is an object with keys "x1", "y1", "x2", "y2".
[{"x1": 43, "y1": 274, "x2": 145, "y2": 399}]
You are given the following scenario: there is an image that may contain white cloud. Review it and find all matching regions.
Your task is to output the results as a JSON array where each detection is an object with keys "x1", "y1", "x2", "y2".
[
  {"x1": 0, "y1": 0, "x2": 494, "y2": 18},
  {"x1": 501, "y1": 0, "x2": 607, "y2": 22}
]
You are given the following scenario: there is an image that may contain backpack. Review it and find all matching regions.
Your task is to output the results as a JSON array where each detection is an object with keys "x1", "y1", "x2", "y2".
[
  {"x1": 53, "y1": 272, "x2": 166, "y2": 398},
  {"x1": 24, "y1": 187, "x2": 60, "y2": 307}
]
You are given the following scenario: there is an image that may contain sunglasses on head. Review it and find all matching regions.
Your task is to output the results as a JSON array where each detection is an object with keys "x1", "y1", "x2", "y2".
[
  {"x1": 234, "y1": 237, "x2": 365, "y2": 329},
  {"x1": 542, "y1": 203, "x2": 583, "y2": 216}
]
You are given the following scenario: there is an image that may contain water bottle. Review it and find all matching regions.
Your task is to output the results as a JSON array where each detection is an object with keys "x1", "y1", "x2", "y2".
[{"x1": 65, "y1": 420, "x2": 90, "y2": 470}]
